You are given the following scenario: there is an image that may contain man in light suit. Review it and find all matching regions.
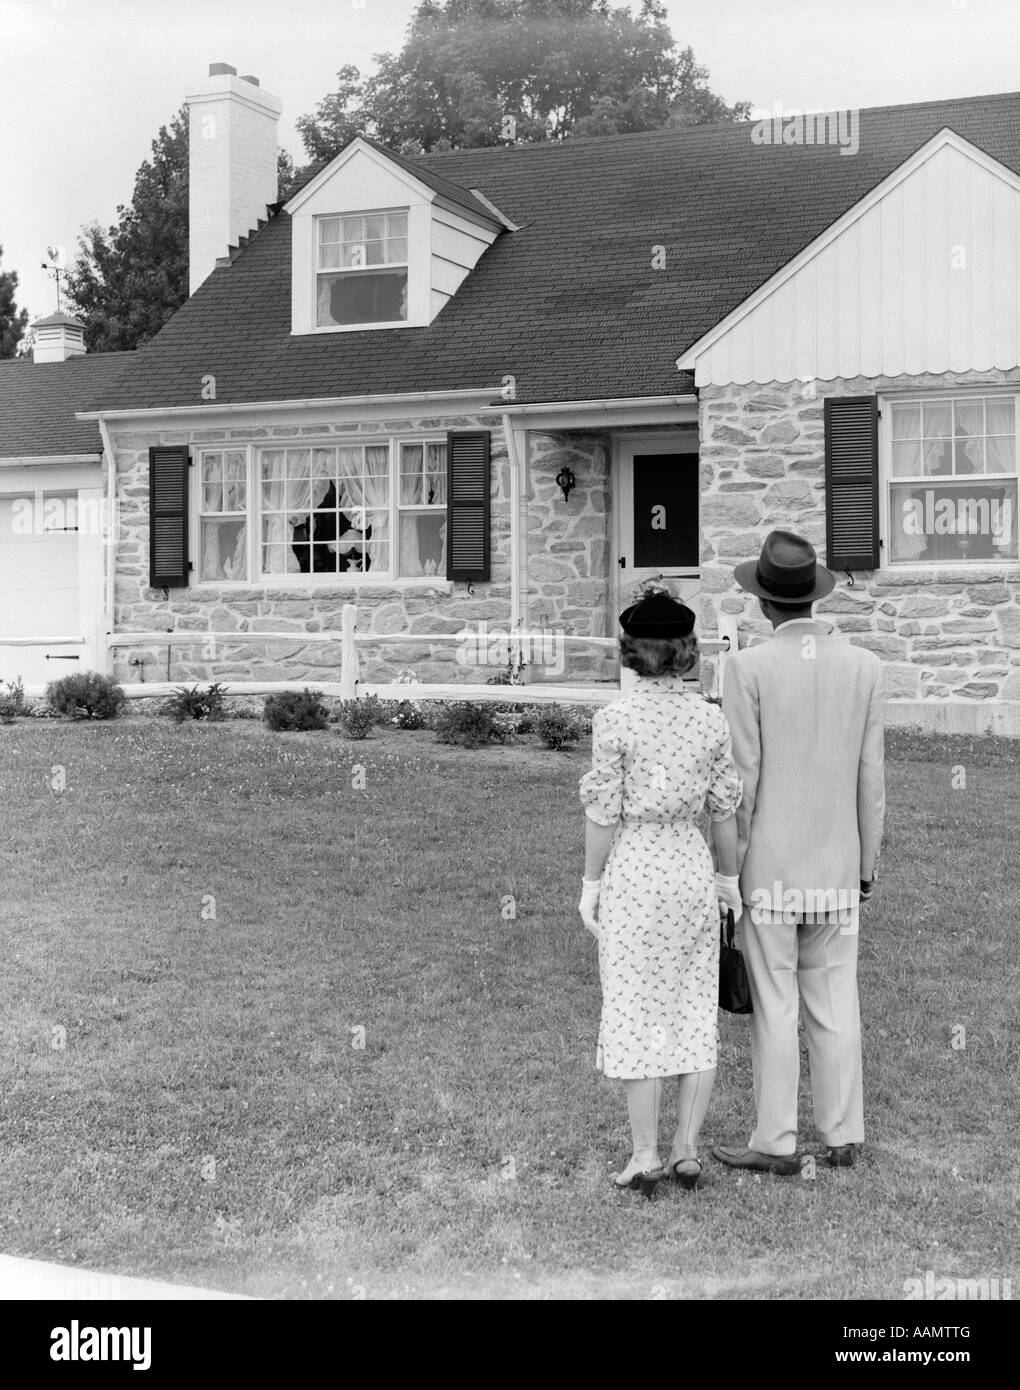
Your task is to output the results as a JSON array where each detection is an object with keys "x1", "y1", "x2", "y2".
[{"x1": 712, "y1": 531, "x2": 885, "y2": 1175}]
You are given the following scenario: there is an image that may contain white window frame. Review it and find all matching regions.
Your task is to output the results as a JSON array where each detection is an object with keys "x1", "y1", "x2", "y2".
[
  {"x1": 314, "y1": 208, "x2": 410, "y2": 331},
  {"x1": 191, "y1": 435, "x2": 453, "y2": 588},
  {"x1": 879, "y1": 387, "x2": 1019, "y2": 569},
  {"x1": 196, "y1": 445, "x2": 252, "y2": 585}
]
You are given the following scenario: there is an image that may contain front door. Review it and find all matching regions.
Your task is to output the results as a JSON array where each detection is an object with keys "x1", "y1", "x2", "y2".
[{"x1": 614, "y1": 437, "x2": 700, "y2": 615}]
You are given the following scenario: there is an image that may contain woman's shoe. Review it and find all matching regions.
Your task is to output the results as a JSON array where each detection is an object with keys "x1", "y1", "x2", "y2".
[
  {"x1": 669, "y1": 1157, "x2": 703, "y2": 1191},
  {"x1": 612, "y1": 1166, "x2": 665, "y2": 1200}
]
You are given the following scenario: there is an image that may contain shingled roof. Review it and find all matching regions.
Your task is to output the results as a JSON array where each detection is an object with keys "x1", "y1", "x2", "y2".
[
  {"x1": 83, "y1": 89, "x2": 1020, "y2": 412},
  {"x1": 0, "y1": 353, "x2": 130, "y2": 458}
]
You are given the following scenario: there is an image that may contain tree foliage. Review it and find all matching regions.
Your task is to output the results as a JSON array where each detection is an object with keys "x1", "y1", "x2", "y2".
[
  {"x1": 297, "y1": 0, "x2": 749, "y2": 160},
  {"x1": 65, "y1": 109, "x2": 190, "y2": 353},
  {"x1": 60, "y1": 4, "x2": 749, "y2": 349},
  {"x1": 65, "y1": 113, "x2": 299, "y2": 353},
  {"x1": 0, "y1": 244, "x2": 29, "y2": 359}
]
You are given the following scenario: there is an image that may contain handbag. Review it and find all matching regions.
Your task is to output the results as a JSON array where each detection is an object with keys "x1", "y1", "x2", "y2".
[{"x1": 718, "y1": 908, "x2": 753, "y2": 1014}]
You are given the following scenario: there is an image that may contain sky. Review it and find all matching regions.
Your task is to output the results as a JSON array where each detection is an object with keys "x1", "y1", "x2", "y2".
[{"x1": 2, "y1": 0, "x2": 1019, "y2": 322}]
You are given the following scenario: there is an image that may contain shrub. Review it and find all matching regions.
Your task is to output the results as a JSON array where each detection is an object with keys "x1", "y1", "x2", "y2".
[
  {"x1": 0, "y1": 677, "x2": 28, "y2": 723},
  {"x1": 393, "y1": 700, "x2": 426, "y2": 730},
  {"x1": 572, "y1": 707, "x2": 595, "y2": 737},
  {"x1": 490, "y1": 713, "x2": 518, "y2": 744},
  {"x1": 264, "y1": 688, "x2": 329, "y2": 732},
  {"x1": 516, "y1": 711, "x2": 534, "y2": 735},
  {"x1": 47, "y1": 672, "x2": 126, "y2": 721},
  {"x1": 336, "y1": 697, "x2": 376, "y2": 739},
  {"x1": 435, "y1": 701, "x2": 497, "y2": 748},
  {"x1": 163, "y1": 682, "x2": 227, "y2": 723},
  {"x1": 419, "y1": 702, "x2": 448, "y2": 732},
  {"x1": 537, "y1": 705, "x2": 579, "y2": 750}
]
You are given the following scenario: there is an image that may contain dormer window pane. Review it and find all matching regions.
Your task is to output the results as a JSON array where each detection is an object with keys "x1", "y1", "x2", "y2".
[
  {"x1": 318, "y1": 269, "x2": 408, "y2": 325},
  {"x1": 316, "y1": 209, "x2": 410, "y2": 325}
]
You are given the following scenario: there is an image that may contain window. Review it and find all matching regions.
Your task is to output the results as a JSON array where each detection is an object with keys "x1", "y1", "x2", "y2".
[
  {"x1": 398, "y1": 442, "x2": 447, "y2": 576},
  {"x1": 262, "y1": 445, "x2": 390, "y2": 575},
  {"x1": 887, "y1": 394, "x2": 1018, "y2": 563},
  {"x1": 200, "y1": 450, "x2": 248, "y2": 581},
  {"x1": 196, "y1": 438, "x2": 448, "y2": 583},
  {"x1": 316, "y1": 211, "x2": 408, "y2": 326}
]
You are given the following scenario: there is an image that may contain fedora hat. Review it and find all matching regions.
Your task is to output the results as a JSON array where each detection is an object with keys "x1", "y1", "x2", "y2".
[
  {"x1": 733, "y1": 530, "x2": 835, "y2": 604},
  {"x1": 619, "y1": 591, "x2": 696, "y2": 638}
]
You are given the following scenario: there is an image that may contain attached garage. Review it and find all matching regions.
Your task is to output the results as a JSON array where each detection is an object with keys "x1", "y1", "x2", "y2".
[
  {"x1": 0, "y1": 486, "x2": 103, "y2": 687},
  {"x1": 0, "y1": 328, "x2": 125, "y2": 693}
]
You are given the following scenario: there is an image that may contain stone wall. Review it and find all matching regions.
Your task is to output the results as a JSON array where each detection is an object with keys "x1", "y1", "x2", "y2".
[
  {"x1": 108, "y1": 415, "x2": 618, "y2": 688},
  {"x1": 110, "y1": 412, "x2": 512, "y2": 686},
  {"x1": 524, "y1": 431, "x2": 615, "y2": 683},
  {"x1": 699, "y1": 370, "x2": 1020, "y2": 725}
]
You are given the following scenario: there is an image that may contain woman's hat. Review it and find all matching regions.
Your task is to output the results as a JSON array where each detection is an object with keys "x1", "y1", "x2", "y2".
[
  {"x1": 733, "y1": 530, "x2": 835, "y2": 604},
  {"x1": 619, "y1": 592, "x2": 696, "y2": 637}
]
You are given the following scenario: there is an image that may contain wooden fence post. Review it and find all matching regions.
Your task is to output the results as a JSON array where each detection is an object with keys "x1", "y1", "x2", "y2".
[
  {"x1": 340, "y1": 603, "x2": 359, "y2": 701},
  {"x1": 716, "y1": 612, "x2": 739, "y2": 701}
]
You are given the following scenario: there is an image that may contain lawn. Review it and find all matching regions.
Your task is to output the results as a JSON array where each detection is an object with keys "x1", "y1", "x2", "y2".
[{"x1": 0, "y1": 715, "x2": 1017, "y2": 1300}]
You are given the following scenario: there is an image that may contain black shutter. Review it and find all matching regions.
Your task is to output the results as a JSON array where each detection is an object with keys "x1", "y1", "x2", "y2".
[
  {"x1": 824, "y1": 396, "x2": 879, "y2": 570},
  {"x1": 446, "y1": 430, "x2": 490, "y2": 581},
  {"x1": 149, "y1": 445, "x2": 191, "y2": 587}
]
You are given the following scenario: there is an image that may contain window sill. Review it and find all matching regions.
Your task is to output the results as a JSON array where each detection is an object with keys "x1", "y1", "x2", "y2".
[
  {"x1": 194, "y1": 576, "x2": 455, "y2": 592},
  {"x1": 882, "y1": 557, "x2": 1020, "y2": 571},
  {"x1": 294, "y1": 320, "x2": 425, "y2": 334}
]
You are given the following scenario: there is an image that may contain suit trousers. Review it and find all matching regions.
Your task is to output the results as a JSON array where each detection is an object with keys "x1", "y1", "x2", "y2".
[{"x1": 741, "y1": 909, "x2": 864, "y2": 1155}]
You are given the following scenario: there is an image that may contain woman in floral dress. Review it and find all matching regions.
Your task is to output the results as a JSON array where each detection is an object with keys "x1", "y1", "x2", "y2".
[{"x1": 578, "y1": 592, "x2": 743, "y2": 1194}]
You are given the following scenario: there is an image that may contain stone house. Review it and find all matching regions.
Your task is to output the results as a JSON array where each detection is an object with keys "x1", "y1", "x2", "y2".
[{"x1": 3, "y1": 65, "x2": 1019, "y2": 731}]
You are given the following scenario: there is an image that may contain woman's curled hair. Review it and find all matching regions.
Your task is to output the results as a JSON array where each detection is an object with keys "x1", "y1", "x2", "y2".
[{"x1": 619, "y1": 633, "x2": 699, "y2": 678}]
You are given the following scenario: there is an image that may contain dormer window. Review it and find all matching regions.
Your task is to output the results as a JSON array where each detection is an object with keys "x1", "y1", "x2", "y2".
[
  {"x1": 286, "y1": 136, "x2": 508, "y2": 335},
  {"x1": 316, "y1": 210, "x2": 408, "y2": 327}
]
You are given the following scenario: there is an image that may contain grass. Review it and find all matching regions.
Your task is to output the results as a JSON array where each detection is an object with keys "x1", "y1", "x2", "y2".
[{"x1": 0, "y1": 715, "x2": 1017, "y2": 1300}]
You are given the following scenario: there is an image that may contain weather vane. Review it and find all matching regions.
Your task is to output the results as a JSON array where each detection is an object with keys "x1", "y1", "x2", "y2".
[{"x1": 40, "y1": 244, "x2": 67, "y2": 311}]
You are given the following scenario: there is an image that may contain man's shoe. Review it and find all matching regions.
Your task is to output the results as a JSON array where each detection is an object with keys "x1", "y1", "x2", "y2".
[
  {"x1": 826, "y1": 1144, "x2": 859, "y2": 1168},
  {"x1": 711, "y1": 1145, "x2": 800, "y2": 1176}
]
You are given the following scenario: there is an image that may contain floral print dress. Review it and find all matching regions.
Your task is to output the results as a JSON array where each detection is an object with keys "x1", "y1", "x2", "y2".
[{"x1": 579, "y1": 676, "x2": 743, "y2": 1079}]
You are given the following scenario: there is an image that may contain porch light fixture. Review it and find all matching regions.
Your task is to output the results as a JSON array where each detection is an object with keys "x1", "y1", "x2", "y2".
[{"x1": 555, "y1": 466, "x2": 575, "y2": 502}]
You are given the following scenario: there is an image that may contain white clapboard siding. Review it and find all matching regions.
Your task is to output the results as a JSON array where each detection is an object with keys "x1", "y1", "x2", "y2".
[
  {"x1": 430, "y1": 206, "x2": 500, "y2": 307},
  {"x1": 680, "y1": 131, "x2": 1020, "y2": 386}
]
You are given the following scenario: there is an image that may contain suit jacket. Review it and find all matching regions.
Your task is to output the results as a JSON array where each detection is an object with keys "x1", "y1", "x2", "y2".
[{"x1": 722, "y1": 619, "x2": 885, "y2": 911}]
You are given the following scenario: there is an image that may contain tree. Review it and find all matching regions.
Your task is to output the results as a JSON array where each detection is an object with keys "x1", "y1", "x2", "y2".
[
  {"x1": 0, "y1": 244, "x2": 29, "y2": 359},
  {"x1": 65, "y1": 109, "x2": 190, "y2": 353},
  {"x1": 65, "y1": 113, "x2": 301, "y2": 353},
  {"x1": 276, "y1": 147, "x2": 303, "y2": 203},
  {"x1": 296, "y1": 0, "x2": 750, "y2": 160}
]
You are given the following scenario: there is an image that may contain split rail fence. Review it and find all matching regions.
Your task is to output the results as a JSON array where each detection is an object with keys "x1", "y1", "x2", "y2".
[{"x1": 4, "y1": 604, "x2": 737, "y2": 704}]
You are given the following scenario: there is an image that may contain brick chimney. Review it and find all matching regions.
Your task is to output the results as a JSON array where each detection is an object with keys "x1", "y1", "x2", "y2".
[
  {"x1": 185, "y1": 62, "x2": 282, "y2": 296},
  {"x1": 31, "y1": 311, "x2": 86, "y2": 363}
]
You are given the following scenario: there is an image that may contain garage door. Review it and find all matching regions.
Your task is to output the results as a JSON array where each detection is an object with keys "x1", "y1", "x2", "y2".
[{"x1": 0, "y1": 493, "x2": 83, "y2": 686}]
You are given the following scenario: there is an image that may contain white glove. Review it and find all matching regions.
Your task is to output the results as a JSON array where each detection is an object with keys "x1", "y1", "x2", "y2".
[
  {"x1": 715, "y1": 873, "x2": 743, "y2": 919},
  {"x1": 578, "y1": 877, "x2": 601, "y2": 939}
]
